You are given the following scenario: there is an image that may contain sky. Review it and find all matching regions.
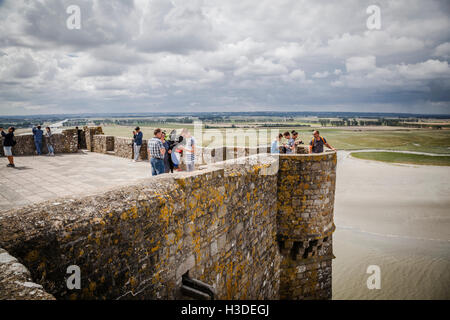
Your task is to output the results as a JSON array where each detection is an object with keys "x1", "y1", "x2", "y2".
[{"x1": 0, "y1": 0, "x2": 449, "y2": 115}]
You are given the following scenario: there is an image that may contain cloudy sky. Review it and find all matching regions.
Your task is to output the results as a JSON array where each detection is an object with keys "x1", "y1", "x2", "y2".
[{"x1": 0, "y1": 0, "x2": 449, "y2": 115}]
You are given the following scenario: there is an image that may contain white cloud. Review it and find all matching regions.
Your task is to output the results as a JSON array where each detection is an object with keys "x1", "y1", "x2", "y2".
[
  {"x1": 0, "y1": 0, "x2": 449, "y2": 114},
  {"x1": 346, "y1": 56, "x2": 377, "y2": 73},
  {"x1": 433, "y1": 42, "x2": 450, "y2": 59},
  {"x1": 335, "y1": 59, "x2": 450, "y2": 90},
  {"x1": 234, "y1": 57, "x2": 288, "y2": 77},
  {"x1": 312, "y1": 71, "x2": 330, "y2": 79}
]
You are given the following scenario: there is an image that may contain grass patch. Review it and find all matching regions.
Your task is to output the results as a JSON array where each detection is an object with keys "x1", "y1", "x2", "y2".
[{"x1": 350, "y1": 152, "x2": 450, "y2": 166}]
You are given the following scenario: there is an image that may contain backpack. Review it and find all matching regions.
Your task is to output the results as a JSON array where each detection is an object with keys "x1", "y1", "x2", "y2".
[{"x1": 311, "y1": 136, "x2": 324, "y2": 147}]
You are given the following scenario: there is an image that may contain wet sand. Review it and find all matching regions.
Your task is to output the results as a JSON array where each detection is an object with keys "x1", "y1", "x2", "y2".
[{"x1": 333, "y1": 152, "x2": 450, "y2": 299}]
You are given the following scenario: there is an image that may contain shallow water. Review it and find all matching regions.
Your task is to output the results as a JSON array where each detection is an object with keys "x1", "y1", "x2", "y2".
[{"x1": 332, "y1": 152, "x2": 450, "y2": 299}]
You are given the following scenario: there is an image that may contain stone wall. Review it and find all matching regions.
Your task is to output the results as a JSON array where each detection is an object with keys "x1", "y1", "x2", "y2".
[
  {"x1": 114, "y1": 137, "x2": 134, "y2": 159},
  {"x1": 0, "y1": 154, "x2": 281, "y2": 300},
  {"x1": 0, "y1": 133, "x2": 337, "y2": 300},
  {"x1": 0, "y1": 129, "x2": 78, "y2": 157},
  {"x1": 84, "y1": 126, "x2": 104, "y2": 152},
  {"x1": 0, "y1": 247, "x2": 55, "y2": 300},
  {"x1": 113, "y1": 137, "x2": 149, "y2": 160},
  {"x1": 277, "y1": 152, "x2": 337, "y2": 299},
  {"x1": 92, "y1": 135, "x2": 115, "y2": 154},
  {"x1": 197, "y1": 146, "x2": 271, "y2": 165}
]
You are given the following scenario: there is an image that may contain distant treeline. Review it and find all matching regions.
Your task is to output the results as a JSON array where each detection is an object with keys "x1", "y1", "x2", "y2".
[
  {"x1": 62, "y1": 117, "x2": 195, "y2": 127},
  {"x1": 319, "y1": 118, "x2": 448, "y2": 128},
  {"x1": 0, "y1": 121, "x2": 35, "y2": 129}
]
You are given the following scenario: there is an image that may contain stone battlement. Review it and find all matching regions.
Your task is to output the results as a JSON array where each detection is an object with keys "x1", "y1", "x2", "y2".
[{"x1": 0, "y1": 127, "x2": 336, "y2": 300}]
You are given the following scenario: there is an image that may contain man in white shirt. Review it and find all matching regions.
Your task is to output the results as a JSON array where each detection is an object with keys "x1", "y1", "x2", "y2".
[{"x1": 181, "y1": 129, "x2": 196, "y2": 172}]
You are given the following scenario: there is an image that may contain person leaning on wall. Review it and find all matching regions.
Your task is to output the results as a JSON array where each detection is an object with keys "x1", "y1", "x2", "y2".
[
  {"x1": 309, "y1": 130, "x2": 336, "y2": 154},
  {"x1": 1, "y1": 126, "x2": 16, "y2": 168},
  {"x1": 32, "y1": 125, "x2": 43, "y2": 155},
  {"x1": 45, "y1": 127, "x2": 55, "y2": 156},
  {"x1": 283, "y1": 131, "x2": 295, "y2": 154},
  {"x1": 291, "y1": 130, "x2": 303, "y2": 148},
  {"x1": 271, "y1": 133, "x2": 283, "y2": 154}
]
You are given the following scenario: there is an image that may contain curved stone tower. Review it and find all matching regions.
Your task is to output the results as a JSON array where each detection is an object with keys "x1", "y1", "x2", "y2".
[{"x1": 277, "y1": 152, "x2": 337, "y2": 299}]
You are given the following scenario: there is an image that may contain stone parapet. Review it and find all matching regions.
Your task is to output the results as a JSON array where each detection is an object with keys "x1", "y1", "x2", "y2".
[{"x1": 0, "y1": 129, "x2": 78, "y2": 156}]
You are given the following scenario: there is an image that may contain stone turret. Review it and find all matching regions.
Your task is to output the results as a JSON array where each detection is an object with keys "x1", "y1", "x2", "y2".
[{"x1": 277, "y1": 152, "x2": 337, "y2": 299}]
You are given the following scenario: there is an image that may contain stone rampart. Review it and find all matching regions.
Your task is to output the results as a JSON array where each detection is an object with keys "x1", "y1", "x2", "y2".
[
  {"x1": 277, "y1": 152, "x2": 337, "y2": 299},
  {"x1": 0, "y1": 154, "x2": 281, "y2": 300},
  {"x1": 0, "y1": 125, "x2": 337, "y2": 300},
  {"x1": 0, "y1": 129, "x2": 78, "y2": 156}
]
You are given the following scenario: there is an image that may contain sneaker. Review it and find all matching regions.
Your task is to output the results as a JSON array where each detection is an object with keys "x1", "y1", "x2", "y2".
[{"x1": 7, "y1": 164, "x2": 14, "y2": 168}]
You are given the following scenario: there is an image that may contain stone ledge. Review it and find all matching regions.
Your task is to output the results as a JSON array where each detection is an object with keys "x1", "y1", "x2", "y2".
[{"x1": 0, "y1": 248, "x2": 55, "y2": 300}]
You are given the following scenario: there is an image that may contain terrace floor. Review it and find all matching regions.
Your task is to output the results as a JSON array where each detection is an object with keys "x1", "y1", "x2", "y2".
[{"x1": 0, "y1": 151, "x2": 152, "y2": 212}]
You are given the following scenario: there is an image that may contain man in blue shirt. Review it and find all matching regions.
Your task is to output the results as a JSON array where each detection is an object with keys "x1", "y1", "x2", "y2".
[
  {"x1": 32, "y1": 125, "x2": 43, "y2": 155},
  {"x1": 132, "y1": 127, "x2": 143, "y2": 162},
  {"x1": 283, "y1": 131, "x2": 295, "y2": 154},
  {"x1": 271, "y1": 133, "x2": 283, "y2": 154}
]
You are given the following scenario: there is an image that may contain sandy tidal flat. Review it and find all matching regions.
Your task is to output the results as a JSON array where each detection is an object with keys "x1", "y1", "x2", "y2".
[{"x1": 333, "y1": 151, "x2": 450, "y2": 299}]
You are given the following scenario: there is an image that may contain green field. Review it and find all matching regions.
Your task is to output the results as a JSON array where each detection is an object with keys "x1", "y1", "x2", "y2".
[
  {"x1": 350, "y1": 151, "x2": 450, "y2": 166},
  {"x1": 102, "y1": 124, "x2": 195, "y2": 140},
  {"x1": 312, "y1": 128, "x2": 450, "y2": 154},
  {"x1": 101, "y1": 125, "x2": 450, "y2": 154}
]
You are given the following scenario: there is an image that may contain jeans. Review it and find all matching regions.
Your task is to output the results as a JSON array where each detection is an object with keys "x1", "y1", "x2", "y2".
[
  {"x1": 133, "y1": 143, "x2": 141, "y2": 161},
  {"x1": 34, "y1": 140, "x2": 42, "y2": 155},
  {"x1": 48, "y1": 144, "x2": 54, "y2": 155},
  {"x1": 186, "y1": 162, "x2": 195, "y2": 172},
  {"x1": 150, "y1": 158, "x2": 165, "y2": 176}
]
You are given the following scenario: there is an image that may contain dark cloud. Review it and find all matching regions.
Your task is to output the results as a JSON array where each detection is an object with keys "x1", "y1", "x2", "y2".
[{"x1": 0, "y1": 0, "x2": 449, "y2": 115}]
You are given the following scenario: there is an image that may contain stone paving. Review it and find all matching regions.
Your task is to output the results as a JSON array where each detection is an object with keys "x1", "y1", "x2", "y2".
[{"x1": 0, "y1": 151, "x2": 152, "y2": 212}]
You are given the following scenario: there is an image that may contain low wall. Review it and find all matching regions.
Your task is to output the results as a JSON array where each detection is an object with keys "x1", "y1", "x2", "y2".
[
  {"x1": 0, "y1": 155, "x2": 281, "y2": 300},
  {"x1": 84, "y1": 127, "x2": 104, "y2": 152},
  {"x1": 113, "y1": 137, "x2": 149, "y2": 160},
  {"x1": 92, "y1": 135, "x2": 115, "y2": 154},
  {"x1": 114, "y1": 137, "x2": 132, "y2": 159},
  {"x1": 0, "y1": 129, "x2": 78, "y2": 157}
]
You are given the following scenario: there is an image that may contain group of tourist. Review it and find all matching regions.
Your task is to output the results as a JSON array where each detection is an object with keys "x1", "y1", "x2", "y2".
[
  {"x1": 132, "y1": 127, "x2": 196, "y2": 176},
  {"x1": 271, "y1": 130, "x2": 336, "y2": 154},
  {"x1": 2, "y1": 125, "x2": 335, "y2": 170},
  {"x1": 0, "y1": 124, "x2": 57, "y2": 168},
  {"x1": 32, "y1": 125, "x2": 55, "y2": 157}
]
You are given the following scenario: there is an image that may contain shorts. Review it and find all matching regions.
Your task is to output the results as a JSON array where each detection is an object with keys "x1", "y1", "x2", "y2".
[{"x1": 3, "y1": 146, "x2": 12, "y2": 156}]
